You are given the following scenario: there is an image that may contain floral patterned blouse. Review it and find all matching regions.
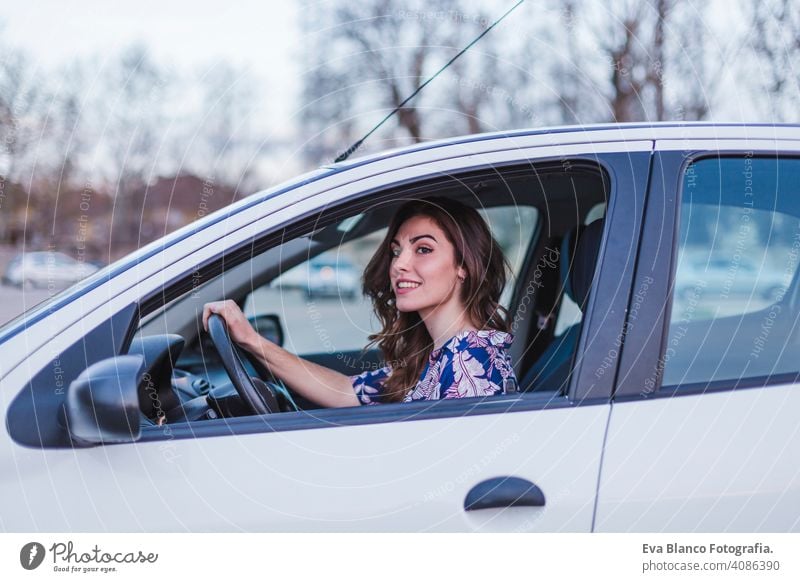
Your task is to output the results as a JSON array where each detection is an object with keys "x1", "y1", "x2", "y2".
[{"x1": 351, "y1": 329, "x2": 516, "y2": 405}]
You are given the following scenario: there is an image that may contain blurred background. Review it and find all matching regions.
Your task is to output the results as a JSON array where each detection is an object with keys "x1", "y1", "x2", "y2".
[{"x1": 1, "y1": 0, "x2": 798, "y2": 325}]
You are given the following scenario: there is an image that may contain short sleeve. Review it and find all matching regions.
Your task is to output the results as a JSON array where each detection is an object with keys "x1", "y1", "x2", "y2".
[
  {"x1": 440, "y1": 341, "x2": 515, "y2": 399},
  {"x1": 350, "y1": 365, "x2": 392, "y2": 405}
]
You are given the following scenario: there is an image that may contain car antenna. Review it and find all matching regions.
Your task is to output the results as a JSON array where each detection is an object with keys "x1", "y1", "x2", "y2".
[{"x1": 333, "y1": 0, "x2": 526, "y2": 163}]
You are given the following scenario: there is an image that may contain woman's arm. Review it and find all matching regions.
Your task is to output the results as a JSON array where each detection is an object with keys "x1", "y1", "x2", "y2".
[
  {"x1": 241, "y1": 334, "x2": 360, "y2": 408},
  {"x1": 202, "y1": 300, "x2": 359, "y2": 408}
]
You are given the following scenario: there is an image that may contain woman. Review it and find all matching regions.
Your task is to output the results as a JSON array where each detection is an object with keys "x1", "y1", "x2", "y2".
[{"x1": 202, "y1": 197, "x2": 516, "y2": 407}]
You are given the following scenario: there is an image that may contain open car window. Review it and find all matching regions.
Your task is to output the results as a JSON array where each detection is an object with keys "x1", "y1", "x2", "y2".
[{"x1": 124, "y1": 159, "x2": 610, "y2": 427}]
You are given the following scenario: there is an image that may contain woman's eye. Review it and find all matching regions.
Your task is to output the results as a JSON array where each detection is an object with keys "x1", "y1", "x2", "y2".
[
  {"x1": 390, "y1": 247, "x2": 400, "y2": 257},
  {"x1": 416, "y1": 246, "x2": 433, "y2": 255}
]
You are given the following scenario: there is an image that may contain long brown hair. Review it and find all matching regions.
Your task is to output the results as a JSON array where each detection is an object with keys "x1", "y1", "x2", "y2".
[{"x1": 363, "y1": 197, "x2": 510, "y2": 402}]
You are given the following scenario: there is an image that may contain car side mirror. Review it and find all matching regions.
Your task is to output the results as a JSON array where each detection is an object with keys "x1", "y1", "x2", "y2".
[
  {"x1": 248, "y1": 314, "x2": 284, "y2": 347},
  {"x1": 62, "y1": 355, "x2": 144, "y2": 446}
]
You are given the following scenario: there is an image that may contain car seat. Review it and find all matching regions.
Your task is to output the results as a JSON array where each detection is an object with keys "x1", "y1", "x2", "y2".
[{"x1": 519, "y1": 219, "x2": 604, "y2": 392}]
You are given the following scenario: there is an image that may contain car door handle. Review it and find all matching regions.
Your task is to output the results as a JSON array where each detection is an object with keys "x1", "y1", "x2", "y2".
[{"x1": 464, "y1": 477, "x2": 545, "y2": 511}]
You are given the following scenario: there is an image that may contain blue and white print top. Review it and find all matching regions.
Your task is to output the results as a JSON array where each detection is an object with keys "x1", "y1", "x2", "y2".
[{"x1": 351, "y1": 329, "x2": 515, "y2": 405}]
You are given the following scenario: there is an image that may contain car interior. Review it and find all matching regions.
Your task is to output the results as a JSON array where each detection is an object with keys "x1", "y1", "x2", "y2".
[{"x1": 130, "y1": 161, "x2": 611, "y2": 426}]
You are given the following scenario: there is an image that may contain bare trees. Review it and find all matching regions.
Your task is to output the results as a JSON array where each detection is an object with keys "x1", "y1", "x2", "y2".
[
  {"x1": 562, "y1": 0, "x2": 717, "y2": 123},
  {"x1": 0, "y1": 42, "x2": 51, "y2": 245},
  {"x1": 301, "y1": 0, "x2": 737, "y2": 151},
  {"x1": 750, "y1": 0, "x2": 800, "y2": 121},
  {"x1": 300, "y1": 0, "x2": 530, "y2": 163},
  {"x1": 99, "y1": 45, "x2": 168, "y2": 251},
  {"x1": 0, "y1": 46, "x2": 45, "y2": 184},
  {"x1": 194, "y1": 62, "x2": 257, "y2": 189},
  {"x1": 0, "y1": 40, "x2": 272, "y2": 258}
]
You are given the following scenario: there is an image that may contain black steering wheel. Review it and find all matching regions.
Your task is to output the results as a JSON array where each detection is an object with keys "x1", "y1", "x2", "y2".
[{"x1": 206, "y1": 314, "x2": 279, "y2": 415}]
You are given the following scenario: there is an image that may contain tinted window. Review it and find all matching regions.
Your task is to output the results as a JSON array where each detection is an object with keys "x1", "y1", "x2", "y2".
[{"x1": 663, "y1": 156, "x2": 800, "y2": 387}]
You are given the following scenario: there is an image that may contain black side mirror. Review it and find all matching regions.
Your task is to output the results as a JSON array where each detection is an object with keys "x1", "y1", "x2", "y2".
[
  {"x1": 248, "y1": 314, "x2": 284, "y2": 347},
  {"x1": 63, "y1": 355, "x2": 144, "y2": 446}
]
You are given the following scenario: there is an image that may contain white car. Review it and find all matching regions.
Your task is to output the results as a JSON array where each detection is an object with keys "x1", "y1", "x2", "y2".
[
  {"x1": 1, "y1": 123, "x2": 799, "y2": 532},
  {"x1": 2, "y1": 251, "x2": 98, "y2": 289}
]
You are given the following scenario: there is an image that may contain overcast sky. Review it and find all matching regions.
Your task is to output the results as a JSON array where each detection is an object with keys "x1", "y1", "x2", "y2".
[{"x1": 0, "y1": 0, "x2": 302, "y2": 137}]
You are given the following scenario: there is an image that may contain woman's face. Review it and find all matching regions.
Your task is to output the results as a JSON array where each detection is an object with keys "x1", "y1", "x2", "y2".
[{"x1": 389, "y1": 215, "x2": 466, "y2": 316}]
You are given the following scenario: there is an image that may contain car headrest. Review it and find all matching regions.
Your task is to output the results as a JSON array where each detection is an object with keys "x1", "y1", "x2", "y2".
[{"x1": 560, "y1": 219, "x2": 604, "y2": 309}]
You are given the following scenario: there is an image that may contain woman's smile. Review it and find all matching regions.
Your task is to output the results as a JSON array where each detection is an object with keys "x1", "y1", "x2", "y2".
[{"x1": 395, "y1": 278, "x2": 422, "y2": 293}]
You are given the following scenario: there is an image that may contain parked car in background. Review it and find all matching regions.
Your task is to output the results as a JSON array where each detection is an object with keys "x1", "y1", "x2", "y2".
[
  {"x1": 1, "y1": 251, "x2": 98, "y2": 289},
  {"x1": 273, "y1": 252, "x2": 360, "y2": 300},
  {"x1": 1, "y1": 123, "x2": 800, "y2": 533},
  {"x1": 675, "y1": 256, "x2": 787, "y2": 302},
  {"x1": 305, "y1": 253, "x2": 359, "y2": 300}
]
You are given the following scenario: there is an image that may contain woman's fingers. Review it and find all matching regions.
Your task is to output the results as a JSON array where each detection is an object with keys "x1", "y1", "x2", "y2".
[
  {"x1": 202, "y1": 300, "x2": 255, "y2": 346},
  {"x1": 202, "y1": 300, "x2": 234, "y2": 331}
]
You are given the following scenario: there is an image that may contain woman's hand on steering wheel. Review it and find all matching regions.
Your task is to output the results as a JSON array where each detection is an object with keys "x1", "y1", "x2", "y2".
[
  {"x1": 202, "y1": 300, "x2": 259, "y2": 351},
  {"x1": 202, "y1": 301, "x2": 281, "y2": 415},
  {"x1": 202, "y1": 299, "x2": 281, "y2": 385}
]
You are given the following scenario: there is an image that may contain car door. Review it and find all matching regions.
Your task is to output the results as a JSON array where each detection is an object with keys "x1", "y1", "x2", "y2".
[
  {"x1": 596, "y1": 141, "x2": 800, "y2": 532},
  {"x1": 2, "y1": 137, "x2": 652, "y2": 532}
]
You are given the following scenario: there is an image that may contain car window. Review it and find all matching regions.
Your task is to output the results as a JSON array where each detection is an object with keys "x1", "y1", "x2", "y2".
[
  {"x1": 662, "y1": 156, "x2": 800, "y2": 387},
  {"x1": 244, "y1": 205, "x2": 538, "y2": 355}
]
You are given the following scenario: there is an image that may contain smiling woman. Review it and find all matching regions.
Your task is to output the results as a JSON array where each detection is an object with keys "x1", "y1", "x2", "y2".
[
  {"x1": 359, "y1": 197, "x2": 515, "y2": 403},
  {"x1": 202, "y1": 197, "x2": 516, "y2": 407}
]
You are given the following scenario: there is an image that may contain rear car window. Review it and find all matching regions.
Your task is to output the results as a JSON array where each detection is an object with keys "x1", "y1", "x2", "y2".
[{"x1": 663, "y1": 156, "x2": 800, "y2": 387}]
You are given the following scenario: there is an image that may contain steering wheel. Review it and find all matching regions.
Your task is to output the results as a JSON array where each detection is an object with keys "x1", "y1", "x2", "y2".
[{"x1": 206, "y1": 314, "x2": 279, "y2": 415}]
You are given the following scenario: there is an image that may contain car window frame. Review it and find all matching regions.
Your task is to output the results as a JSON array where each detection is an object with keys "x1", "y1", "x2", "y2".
[{"x1": 130, "y1": 154, "x2": 647, "y2": 443}]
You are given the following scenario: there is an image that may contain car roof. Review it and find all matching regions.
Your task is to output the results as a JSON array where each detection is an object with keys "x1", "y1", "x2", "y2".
[{"x1": 325, "y1": 121, "x2": 800, "y2": 170}]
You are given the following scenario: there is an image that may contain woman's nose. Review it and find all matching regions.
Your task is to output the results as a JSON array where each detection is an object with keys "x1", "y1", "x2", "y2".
[{"x1": 393, "y1": 248, "x2": 411, "y2": 272}]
